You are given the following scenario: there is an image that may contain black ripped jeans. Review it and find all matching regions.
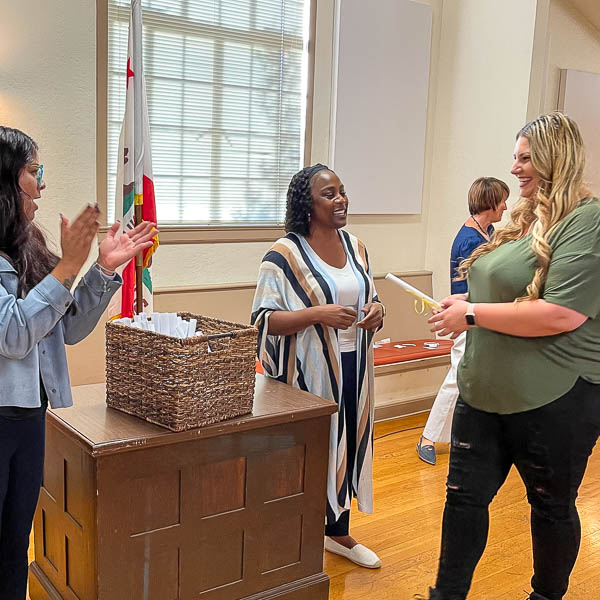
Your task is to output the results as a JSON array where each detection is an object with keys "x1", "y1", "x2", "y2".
[{"x1": 433, "y1": 377, "x2": 600, "y2": 600}]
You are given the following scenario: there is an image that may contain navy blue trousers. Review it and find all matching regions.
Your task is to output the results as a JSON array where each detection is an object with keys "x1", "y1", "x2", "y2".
[
  {"x1": 0, "y1": 412, "x2": 46, "y2": 600},
  {"x1": 325, "y1": 351, "x2": 357, "y2": 537}
]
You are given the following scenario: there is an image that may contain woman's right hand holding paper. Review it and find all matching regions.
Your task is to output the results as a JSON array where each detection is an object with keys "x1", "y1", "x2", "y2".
[
  {"x1": 314, "y1": 304, "x2": 357, "y2": 330},
  {"x1": 266, "y1": 304, "x2": 357, "y2": 336}
]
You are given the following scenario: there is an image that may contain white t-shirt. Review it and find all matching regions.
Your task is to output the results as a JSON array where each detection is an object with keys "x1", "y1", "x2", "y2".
[{"x1": 317, "y1": 257, "x2": 360, "y2": 352}]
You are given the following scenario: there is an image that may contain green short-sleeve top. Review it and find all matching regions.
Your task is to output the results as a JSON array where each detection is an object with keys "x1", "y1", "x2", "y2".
[{"x1": 458, "y1": 198, "x2": 600, "y2": 414}]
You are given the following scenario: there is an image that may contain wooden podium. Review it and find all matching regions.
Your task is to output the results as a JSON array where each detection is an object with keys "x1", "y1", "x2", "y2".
[{"x1": 29, "y1": 376, "x2": 335, "y2": 600}]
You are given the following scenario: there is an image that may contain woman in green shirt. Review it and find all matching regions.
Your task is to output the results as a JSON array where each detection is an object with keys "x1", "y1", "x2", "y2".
[{"x1": 422, "y1": 112, "x2": 600, "y2": 600}]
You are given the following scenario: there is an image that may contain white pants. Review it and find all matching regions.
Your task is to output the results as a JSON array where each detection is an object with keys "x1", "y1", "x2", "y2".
[{"x1": 422, "y1": 331, "x2": 466, "y2": 443}]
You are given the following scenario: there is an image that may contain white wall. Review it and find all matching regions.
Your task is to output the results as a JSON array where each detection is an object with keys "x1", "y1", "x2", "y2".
[
  {"x1": 155, "y1": 0, "x2": 441, "y2": 286},
  {"x1": 422, "y1": 0, "x2": 600, "y2": 300},
  {"x1": 0, "y1": 0, "x2": 440, "y2": 289},
  {"x1": 191, "y1": 0, "x2": 600, "y2": 294},
  {"x1": 342, "y1": 0, "x2": 444, "y2": 278},
  {"x1": 548, "y1": 0, "x2": 600, "y2": 197},
  {"x1": 545, "y1": 0, "x2": 600, "y2": 114},
  {"x1": 149, "y1": 0, "x2": 441, "y2": 286},
  {"x1": 0, "y1": 0, "x2": 441, "y2": 288},
  {"x1": 424, "y1": 0, "x2": 539, "y2": 299},
  {"x1": 2, "y1": 0, "x2": 600, "y2": 297},
  {"x1": 0, "y1": 1, "x2": 97, "y2": 258}
]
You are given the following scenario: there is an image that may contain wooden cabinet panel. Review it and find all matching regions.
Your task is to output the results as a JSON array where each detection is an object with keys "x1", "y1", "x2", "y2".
[
  {"x1": 262, "y1": 445, "x2": 306, "y2": 501},
  {"x1": 191, "y1": 529, "x2": 245, "y2": 594},
  {"x1": 195, "y1": 457, "x2": 247, "y2": 517},
  {"x1": 30, "y1": 378, "x2": 334, "y2": 600},
  {"x1": 129, "y1": 470, "x2": 182, "y2": 535}
]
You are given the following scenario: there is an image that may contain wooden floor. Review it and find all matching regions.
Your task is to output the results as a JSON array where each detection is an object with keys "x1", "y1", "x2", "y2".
[{"x1": 324, "y1": 413, "x2": 600, "y2": 600}]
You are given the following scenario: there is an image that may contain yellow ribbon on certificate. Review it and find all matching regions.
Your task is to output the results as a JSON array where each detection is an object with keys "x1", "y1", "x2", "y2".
[
  {"x1": 408, "y1": 291, "x2": 440, "y2": 315},
  {"x1": 385, "y1": 273, "x2": 442, "y2": 315}
]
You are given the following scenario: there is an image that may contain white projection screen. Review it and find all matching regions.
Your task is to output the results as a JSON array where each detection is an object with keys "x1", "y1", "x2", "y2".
[{"x1": 330, "y1": 0, "x2": 432, "y2": 214}]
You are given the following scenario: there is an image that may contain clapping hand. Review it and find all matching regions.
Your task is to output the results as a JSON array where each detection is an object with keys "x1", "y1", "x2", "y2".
[
  {"x1": 97, "y1": 221, "x2": 158, "y2": 271},
  {"x1": 58, "y1": 205, "x2": 102, "y2": 273}
]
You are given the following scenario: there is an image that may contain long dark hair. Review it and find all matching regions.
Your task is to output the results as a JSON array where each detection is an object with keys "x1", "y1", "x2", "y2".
[{"x1": 0, "y1": 126, "x2": 58, "y2": 295}]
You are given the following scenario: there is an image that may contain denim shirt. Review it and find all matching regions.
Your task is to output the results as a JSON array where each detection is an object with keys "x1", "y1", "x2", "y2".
[{"x1": 0, "y1": 257, "x2": 122, "y2": 409}]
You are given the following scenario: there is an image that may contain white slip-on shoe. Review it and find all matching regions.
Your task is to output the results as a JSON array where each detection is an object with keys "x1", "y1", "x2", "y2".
[{"x1": 324, "y1": 537, "x2": 382, "y2": 569}]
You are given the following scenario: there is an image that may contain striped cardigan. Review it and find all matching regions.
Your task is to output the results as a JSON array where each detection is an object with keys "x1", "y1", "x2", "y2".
[{"x1": 251, "y1": 230, "x2": 379, "y2": 523}]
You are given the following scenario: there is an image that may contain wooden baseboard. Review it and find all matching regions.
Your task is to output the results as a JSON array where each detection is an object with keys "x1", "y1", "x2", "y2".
[
  {"x1": 243, "y1": 573, "x2": 329, "y2": 599},
  {"x1": 30, "y1": 540, "x2": 328, "y2": 600},
  {"x1": 373, "y1": 354, "x2": 449, "y2": 422},
  {"x1": 374, "y1": 395, "x2": 434, "y2": 422}
]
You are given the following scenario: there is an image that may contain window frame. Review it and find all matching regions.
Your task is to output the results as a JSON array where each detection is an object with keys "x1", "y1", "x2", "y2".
[{"x1": 96, "y1": 0, "x2": 317, "y2": 244}]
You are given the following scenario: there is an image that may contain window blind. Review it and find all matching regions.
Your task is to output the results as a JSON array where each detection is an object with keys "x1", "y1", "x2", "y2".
[{"x1": 107, "y1": 0, "x2": 309, "y2": 224}]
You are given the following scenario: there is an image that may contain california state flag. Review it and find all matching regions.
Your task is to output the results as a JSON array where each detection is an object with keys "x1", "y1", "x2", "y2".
[{"x1": 108, "y1": 0, "x2": 158, "y2": 319}]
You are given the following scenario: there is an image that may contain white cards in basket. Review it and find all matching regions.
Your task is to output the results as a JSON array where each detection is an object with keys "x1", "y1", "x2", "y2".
[{"x1": 112, "y1": 312, "x2": 203, "y2": 339}]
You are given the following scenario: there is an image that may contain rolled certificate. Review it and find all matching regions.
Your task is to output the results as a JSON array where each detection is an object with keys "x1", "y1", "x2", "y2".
[{"x1": 385, "y1": 273, "x2": 442, "y2": 312}]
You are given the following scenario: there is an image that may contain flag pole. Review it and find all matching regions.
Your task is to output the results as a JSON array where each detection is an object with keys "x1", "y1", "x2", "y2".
[
  {"x1": 107, "y1": 0, "x2": 158, "y2": 321},
  {"x1": 135, "y1": 204, "x2": 144, "y2": 314},
  {"x1": 133, "y1": 0, "x2": 144, "y2": 315}
]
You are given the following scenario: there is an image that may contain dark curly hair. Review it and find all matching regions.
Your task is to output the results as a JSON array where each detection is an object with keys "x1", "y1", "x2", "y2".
[
  {"x1": 0, "y1": 126, "x2": 58, "y2": 295},
  {"x1": 284, "y1": 163, "x2": 331, "y2": 236}
]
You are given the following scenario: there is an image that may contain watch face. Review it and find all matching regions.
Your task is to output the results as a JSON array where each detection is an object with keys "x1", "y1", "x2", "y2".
[{"x1": 465, "y1": 314, "x2": 476, "y2": 326}]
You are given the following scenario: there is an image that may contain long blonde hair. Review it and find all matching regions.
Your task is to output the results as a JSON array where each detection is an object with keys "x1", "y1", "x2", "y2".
[{"x1": 456, "y1": 112, "x2": 589, "y2": 301}]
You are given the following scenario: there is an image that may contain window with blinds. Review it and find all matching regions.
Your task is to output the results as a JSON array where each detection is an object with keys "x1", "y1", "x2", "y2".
[{"x1": 107, "y1": 0, "x2": 310, "y2": 225}]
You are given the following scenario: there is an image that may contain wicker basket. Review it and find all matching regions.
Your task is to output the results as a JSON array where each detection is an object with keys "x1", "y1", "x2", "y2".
[{"x1": 105, "y1": 313, "x2": 258, "y2": 432}]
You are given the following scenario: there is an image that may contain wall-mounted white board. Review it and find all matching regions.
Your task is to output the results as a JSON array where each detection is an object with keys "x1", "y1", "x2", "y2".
[
  {"x1": 558, "y1": 69, "x2": 600, "y2": 195},
  {"x1": 330, "y1": 0, "x2": 432, "y2": 214}
]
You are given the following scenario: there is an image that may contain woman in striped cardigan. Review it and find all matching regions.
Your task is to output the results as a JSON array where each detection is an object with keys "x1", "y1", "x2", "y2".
[{"x1": 252, "y1": 164, "x2": 385, "y2": 569}]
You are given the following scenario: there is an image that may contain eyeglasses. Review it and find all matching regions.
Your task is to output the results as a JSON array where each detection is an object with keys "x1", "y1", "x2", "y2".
[{"x1": 29, "y1": 163, "x2": 44, "y2": 187}]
